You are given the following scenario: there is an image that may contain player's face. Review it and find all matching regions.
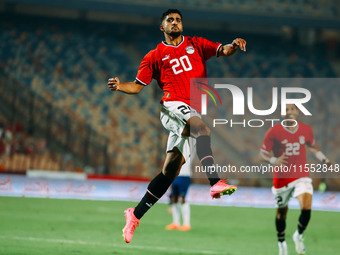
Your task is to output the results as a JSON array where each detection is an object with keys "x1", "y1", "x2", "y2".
[
  {"x1": 284, "y1": 104, "x2": 299, "y2": 120},
  {"x1": 160, "y1": 13, "x2": 183, "y2": 37}
]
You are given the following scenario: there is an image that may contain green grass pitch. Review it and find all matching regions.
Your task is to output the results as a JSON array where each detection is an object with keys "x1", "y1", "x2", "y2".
[{"x1": 0, "y1": 197, "x2": 339, "y2": 255}]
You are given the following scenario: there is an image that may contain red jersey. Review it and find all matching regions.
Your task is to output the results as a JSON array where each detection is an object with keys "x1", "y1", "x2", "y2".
[
  {"x1": 261, "y1": 122, "x2": 315, "y2": 188},
  {"x1": 136, "y1": 36, "x2": 221, "y2": 108}
]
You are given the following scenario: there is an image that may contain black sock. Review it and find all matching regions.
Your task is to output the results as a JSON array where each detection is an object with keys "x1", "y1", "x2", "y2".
[
  {"x1": 134, "y1": 172, "x2": 173, "y2": 219},
  {"x1": 298, "y1": 209, "x2": 311, "y2": 234},
  {"x1": 196, "y1": 135, "x2": 220, "y2": 186},
  {"x1": 276, "y1": 218, "x2": 286, "y2": 242}
]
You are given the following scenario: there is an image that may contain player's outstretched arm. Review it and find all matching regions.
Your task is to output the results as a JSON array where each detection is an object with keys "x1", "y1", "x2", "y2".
[
  {"x1": 219, "y1": 38, "x2": 246, "y2": 57},
  {"x1": 108, "y1": 77, "x2": 144, "y2": 94}
]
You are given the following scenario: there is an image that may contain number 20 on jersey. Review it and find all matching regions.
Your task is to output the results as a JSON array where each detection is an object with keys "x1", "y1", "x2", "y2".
[{"x1": 170, "y1": 55, "x2": 193, "y2": 74}]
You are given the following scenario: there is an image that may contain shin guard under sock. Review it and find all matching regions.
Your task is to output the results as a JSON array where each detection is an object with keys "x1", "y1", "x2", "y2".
[
  {"x1": 276, "y1": 217, "x2": 286, "y2": 242},
  {"x1": 134, "y1": 172, "x2": 173, "y2": 219},
  {"x1": 298, "y1": 209, "x2": 311, "y2": 234},
  {"x1": 196, "y1": 135, "x2": 219, "y2": 186}
]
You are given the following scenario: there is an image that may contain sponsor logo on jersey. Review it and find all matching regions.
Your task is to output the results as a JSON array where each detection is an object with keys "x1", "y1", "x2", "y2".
[
  {"x1": 299, "y1": 136, "x2": 305, "y2": 144},
  {"x1": 281, "y1": 139, "x2": 288, "y2": 144},
  {"x1": 162, "y1": 54, "x2": 170, "y2": 61},
  {"x1": 186, "y1": 46, "x2": 195, "y2": 54}
]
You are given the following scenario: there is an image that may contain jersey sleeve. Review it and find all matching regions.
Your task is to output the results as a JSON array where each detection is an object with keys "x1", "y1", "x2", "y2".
[
  {"x1": 261, "y1": 127, "x2": 275, "y2": 153},
  {"x1": 136, "y1": 50, "x2": 155, "y2": 85},
  {"x1": 195, "y1": 37, "x2": 222, "y2": 61},
  {"x1": 306, "y1": 125, "x2": 315, "y2": 146}
]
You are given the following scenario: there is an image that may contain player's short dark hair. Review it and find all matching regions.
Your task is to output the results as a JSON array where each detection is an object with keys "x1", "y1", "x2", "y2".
[{"x1": 160, "y1": 9, "x2": 182, "y2": 23}]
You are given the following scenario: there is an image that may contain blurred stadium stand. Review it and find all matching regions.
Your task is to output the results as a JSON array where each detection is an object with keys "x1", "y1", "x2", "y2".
[
  {"x1": 0, "y1": 0, "x2": 339, "y2": 189},
  {"x1": 1, "y1": 0, "x2": 340, "y2": 29}
]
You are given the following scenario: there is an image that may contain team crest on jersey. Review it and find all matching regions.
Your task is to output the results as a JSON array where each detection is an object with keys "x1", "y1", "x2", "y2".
[
  {"x1": 299, "y1": 136, "x2": 305, "y2": 144},
  {"x1": 186, "y1": 46, "x2": 195, "y2": 54}
]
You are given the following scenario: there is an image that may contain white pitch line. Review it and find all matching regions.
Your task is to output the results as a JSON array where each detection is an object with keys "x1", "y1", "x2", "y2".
[{"x1": 0, "y1": 235, "x2": 219, "y2": 254}]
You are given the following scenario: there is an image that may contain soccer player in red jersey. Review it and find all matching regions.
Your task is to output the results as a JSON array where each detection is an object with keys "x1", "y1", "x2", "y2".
[
  {"x1": 259, "y1": 104, "x2": 332, "y2": 255},
  {"x1": 108, "y1": 9, "x2": 246, "y2": 243}
]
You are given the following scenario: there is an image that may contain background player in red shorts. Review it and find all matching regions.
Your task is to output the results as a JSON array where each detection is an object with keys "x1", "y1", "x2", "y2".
[
  {"x1": 108, "y1": 9, "x2": 246, "y2": 243},
  {"x1": 259, "y1": 104, "x2": 332, "y2": 255}
]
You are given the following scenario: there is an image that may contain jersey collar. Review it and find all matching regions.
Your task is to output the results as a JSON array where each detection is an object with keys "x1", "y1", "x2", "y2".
[
  {"x1": 162, "y1": 36, "x2": 185, "y2": 47},
  {"x1": 282, "y1": 122, "x2": 299, "y2": 134}
]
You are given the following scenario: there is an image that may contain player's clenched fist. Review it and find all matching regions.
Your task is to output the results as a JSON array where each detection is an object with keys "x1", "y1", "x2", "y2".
[
  {"x1": 232, "y1": 38, "x2": 246, "y2": 52},
  {"x1": 108, "y1": 77, "x2": 120, "y2": 91}
]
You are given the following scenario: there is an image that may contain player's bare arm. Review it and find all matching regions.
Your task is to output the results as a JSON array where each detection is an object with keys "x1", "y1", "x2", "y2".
[
  {"x1": 259, "y1": 151, "x2": 288, "y2": 165},
  {"x1": 107, "y1": 77, "x2": 144, "y2": 94},
  {"x1": 219, "y1": 38, "x2": 246, "y2": 57},
  {"x1": 306, "y1": 144, "x2": 332, "y2": 165}
]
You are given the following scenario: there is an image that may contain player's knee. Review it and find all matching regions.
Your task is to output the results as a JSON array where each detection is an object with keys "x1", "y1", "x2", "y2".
[
  {"x1": 188, "y1": 117, "x2": 210, "y2": 137},
  {"x1": 162, "y1": 160, "x2": 182, "y2": 181},
  {"x1": 301, "y1": 205, "x2": 312, "y2": 210},
  {"x1": 197, "y1": 123, "x2": 210, "y2": 136},
  {"x1": 162, "y1": 148, "x2": 185, "y2": 180},
  {"x1": 276, "y1": 213, "x2": 286, "y2": 220},
  {"x1": 299, "y1": 194, "x2": 312, "y2": 210},
  {"x1": 277, "y1": 207, "x2": 288, "y2": 219},
  {"x1": 162, "y1": 167, "x2": 180, "y2": 181}
]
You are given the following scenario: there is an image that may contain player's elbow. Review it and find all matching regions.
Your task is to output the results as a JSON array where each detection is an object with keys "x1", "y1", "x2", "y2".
[
  {"x1": 135, "y1": 86, "x2": 143, "y2": 94},
  {"x1": 133, "y1": 81, "x2": 145, "y2": 94}
]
